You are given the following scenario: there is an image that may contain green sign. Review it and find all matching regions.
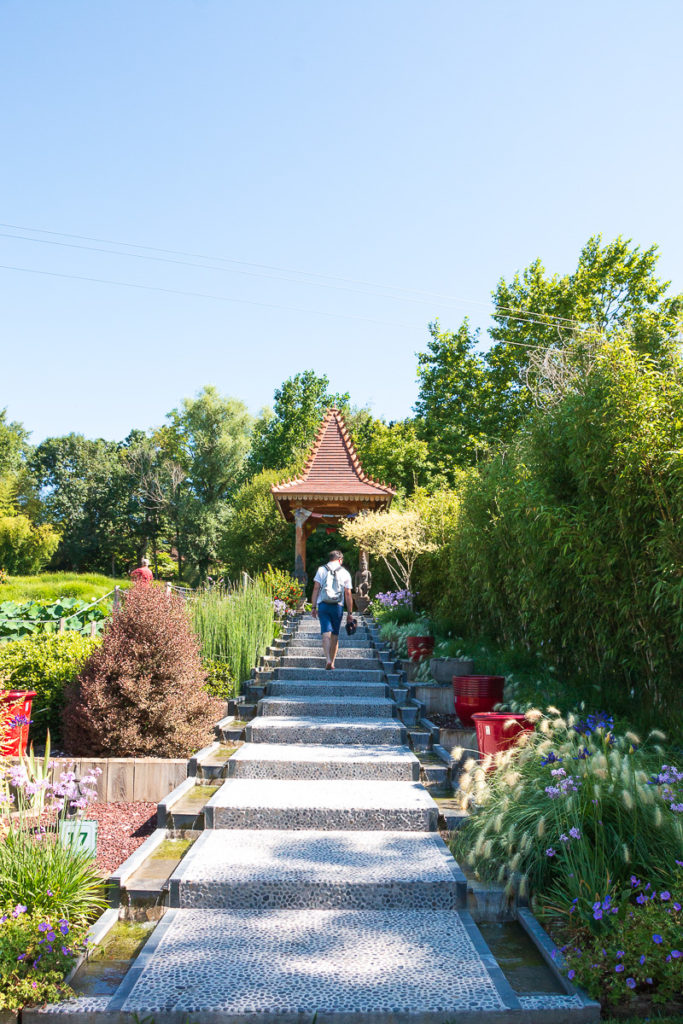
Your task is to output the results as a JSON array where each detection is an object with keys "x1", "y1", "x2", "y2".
[{"x1": 58, "y1": 819, "x2": 98, "y2": 856}]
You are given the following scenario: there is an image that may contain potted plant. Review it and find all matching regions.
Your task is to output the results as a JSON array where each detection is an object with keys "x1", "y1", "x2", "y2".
[{"x1": 405, "y1": 621, "x2": 434, "y2": 662}]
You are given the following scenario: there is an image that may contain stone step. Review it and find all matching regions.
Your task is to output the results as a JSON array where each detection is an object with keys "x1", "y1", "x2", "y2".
[
  {"x1": 246, "y1": 715, "x2": 407, "y2": 746},
  {"x1": 399, "y1": 705, "x2": 420, "y2": 726},
  {"x1": 226, "y1": 743, "x2": 419, "y2": 781},
  {"x1": 170, "y1": 829, "x2": 464, "y2": 909},
  {"x1": 258, "y1": 696, "x2": 396, "y2": 719},
  {"x1": 267, "y1": 680, "x2": 388, "y2": 698},
  {"x1": 274, "y1": 667, "x2": 385, "y2": 682},
  {"x1": 285, "y1": 646, "x2": 379, "y2": 659},
  {"x1": 87, "y1": 906, "x2": 534, "y2": 1021},
  {"x1": 205, "y1": 779, "x2": 439, "y2": 831},
  {"x1": 280, "y1": 656, "x2": 381, "y2": 671}
]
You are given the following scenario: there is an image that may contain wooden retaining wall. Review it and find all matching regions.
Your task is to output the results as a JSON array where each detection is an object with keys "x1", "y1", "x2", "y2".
[{"x1": 45, "y1": 758, "x2": 188, "y2": 804}]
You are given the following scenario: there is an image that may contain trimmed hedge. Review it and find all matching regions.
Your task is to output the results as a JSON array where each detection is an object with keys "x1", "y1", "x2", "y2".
[{"x1": 0, "y1": 633, "x2": 100, "y2": 743}]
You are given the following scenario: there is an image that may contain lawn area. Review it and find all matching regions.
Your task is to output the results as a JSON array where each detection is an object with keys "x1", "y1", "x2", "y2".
[{"x1": 0, "y1": 572, "x2": 130, "y2": 602}]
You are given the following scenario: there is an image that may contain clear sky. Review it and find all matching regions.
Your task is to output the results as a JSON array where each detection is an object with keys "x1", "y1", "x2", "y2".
[{"x1": 2, "y1": 0, "x2": 682, "y2": 442}]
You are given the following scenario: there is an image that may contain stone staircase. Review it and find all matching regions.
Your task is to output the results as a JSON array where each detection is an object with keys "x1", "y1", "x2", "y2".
[{"x1": 39, "y1": 613, "x2": 598, "y2": 1023}]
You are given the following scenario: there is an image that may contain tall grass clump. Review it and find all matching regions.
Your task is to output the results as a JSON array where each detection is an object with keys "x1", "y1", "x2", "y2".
[
  {"x1": 191, "y1": 577, "x2": 275, "y2": 691},
  {"x1": 452, "y1": 708, "x2": 683, "y2": 927}
]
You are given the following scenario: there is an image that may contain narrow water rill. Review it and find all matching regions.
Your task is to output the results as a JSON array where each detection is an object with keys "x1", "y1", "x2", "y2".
[{"x1": 26, "y1": 611, "x2": 599, "y2": 1023}]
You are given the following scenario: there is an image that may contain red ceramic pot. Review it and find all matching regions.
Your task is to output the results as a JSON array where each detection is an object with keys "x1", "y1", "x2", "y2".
[
  {"x1": 0, "y1": 690, "x2": 37, "y2": 757},
  {"x1": 472, "y1": 712, "x2": 535, "y2": 763},
  {"x1": 406, "y1": 636, "x2": 435, "y2": 662},
  {"x1": 453, "y1": 675, "x2": 505, "y2": 726}
]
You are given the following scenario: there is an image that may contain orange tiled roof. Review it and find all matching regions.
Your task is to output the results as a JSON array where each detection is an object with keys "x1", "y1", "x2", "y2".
[{"x1": 271, "y1": 408, "x2": 396, "y2": 499}]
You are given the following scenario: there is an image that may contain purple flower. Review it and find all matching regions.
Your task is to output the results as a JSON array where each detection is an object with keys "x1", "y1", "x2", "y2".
[
  {"x1": 46, "y1": 930, "x2": 55, "y2": 942},
  {"x1": 593, "y1": 909, "x2": 603, "y2": 920},
  {"x1": 567, "y1": 969, "x2": 575, "y2": 980},
  {"x1": 615, "y1": 964, "x2": 624, "y2": 973},
  {"x1": 545, "y1": 847, "x2": 556, "y2": 857},
  {"x1": 569, "y1": 827, "x2": 581, "y2": 839},
  {"x1": 616, "y1": 950, "x2": 624, "y2": 958},
  {"x1": 12, "y1": 904, "x2": 27, "y2": 918},
  {"x1": 59, "y1": 922, "x2": 69, "y2": 936},
  {"x1": 653, "y1": 934, "x2": 663, "y2": 944},
  {"x1": 646, "y1": 977, "x2": 653, "y2": 984},
  {"x1": 17, "y1": 953, "x2": 26, "y2": 961},
  {"x1": 660, "y1": 891, "x2": 671, "y2": 901},
  {"x1": 38, "y1": 922, "x2": 48, "y2": 932},
  {"x1": 626, "y1": 977, "x2": 636, "y2": 989},
  {"x1": 630, "y1": 875, "x2": 640, "y2": 887},
  {"x1": 673, "y1": 902, "x2": 681, "y2": 911},
  {"x1": 61, "y1": 945, "x2": 70, "y2": 956},
  {"x1": 672, "y1": 950, "x2": 681, "y2": 958},
  {"x1": 636, "y1": 894, "x2": 647, "y2": 904},
  {"x1": 639, "y1": 955, "x2": 646, "y2": 965}
]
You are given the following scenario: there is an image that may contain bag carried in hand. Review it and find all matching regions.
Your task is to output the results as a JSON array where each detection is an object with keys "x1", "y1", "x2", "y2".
[
  {"x1": 345, "y1": 617, "x2": 357, "y2": 636},
  {"x1": 321, "y1": 565, "x2": 344, "y2": 604}
]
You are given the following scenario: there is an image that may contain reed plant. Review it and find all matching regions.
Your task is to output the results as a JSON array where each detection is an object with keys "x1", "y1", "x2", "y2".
[
  {"x1": 191, "y1": 577, "x2": 275, "y2": 690},
  {"x1": 451, "y1": 708, "x2": 683, "y2": 926}
]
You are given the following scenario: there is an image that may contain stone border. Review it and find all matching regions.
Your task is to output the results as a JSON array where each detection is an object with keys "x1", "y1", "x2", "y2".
[
  {"x1": 155, "y1": 776, "x2": 197, "y2": 828},
  {"x1": 517, "y1": 907, "x2": 600, "y2": 1012},
  {"x1": 107, "y1": 827, "x2": 170, "y2": 904}
]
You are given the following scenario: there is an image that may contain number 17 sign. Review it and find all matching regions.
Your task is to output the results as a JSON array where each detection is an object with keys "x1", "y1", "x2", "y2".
[{"x1": 58, "y1": 819, "x2": 98, "y2": 857}]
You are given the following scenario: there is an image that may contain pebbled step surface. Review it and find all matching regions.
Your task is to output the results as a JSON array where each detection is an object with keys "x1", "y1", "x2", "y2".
[
  {"x1": 266, "y1": 680, "x2": 388, "y2": 698},
  {"x1": 110, "y1": 907, "x2": 510, "y2": 1020},
  {"x1": 274, "y1": 667, "x2": 386, "y2": 682},
  {"x1": 171, "y1": 829, "x2": 462, "y2": 909},
  {"x1": 258, "y1": 696, "x2": 396, "y2": 719},
  {"x1": 246, "y1": 715, "x2": 406, "y2": 746},
  {"x1": 205, "y1": 778, "x2": 438, "y2": 831},
  {"x1": 227, "y1": 742, "x2": 419, "y2": 781}
]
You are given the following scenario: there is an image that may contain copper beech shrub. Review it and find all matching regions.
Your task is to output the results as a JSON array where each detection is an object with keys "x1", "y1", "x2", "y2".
[{"x1": 63, "y1": 585, "x2": 216, "y2": 758}]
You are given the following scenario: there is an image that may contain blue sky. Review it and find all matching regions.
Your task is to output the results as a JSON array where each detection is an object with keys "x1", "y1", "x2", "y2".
[{"x1": 2, "y1": 0, "x2": 682, "y2": 442}]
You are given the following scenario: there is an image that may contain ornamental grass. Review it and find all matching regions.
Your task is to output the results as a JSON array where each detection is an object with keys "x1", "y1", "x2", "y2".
[{"x1": 451, "y1": 708, "x2": 683, "y2": 926}]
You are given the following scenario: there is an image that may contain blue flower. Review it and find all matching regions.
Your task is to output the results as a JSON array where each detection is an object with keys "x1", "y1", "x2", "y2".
[
  {"x1": 616, "y1": 950, "x2": 624, "y2": 958},
  {"x1": 626, "y1": 977, "x2": 636, "y2": 989},
  {"x1": 660, "y1": 891, "x2": 671, "y2": 901},
  {"x1": 646, "y1": 977, "x2": 653, "y2": 984},
  {"x1": 545, "y1": 847, "x2": 556, "y2": 857},
  {"x1": 639, "y1": 955, "x2": 646, "y2": 965},
  {"x1": 653, "y1": 934, "x2": 663, "y2": 944},
  {"x1": 38, "y1": 922, "x2": 48, "y2": 932},
  {"x1": 567, "y1": 969, "x2": 575, "y2": 980},
  {"x1": 615, "y1": 964, "x2": 624, "y2": 973},
  {"x1": 593, "y1": 909, "x2": 603, "y2": 920},
  {"x1": 59, "y1": 922, "x2": 69, "y2": 936},
  {"x1": 17, "y1": 954, "x2": 26, "y2": 961},
  {"x1": 671, "y1": 950, "x2": 681, "y2": 958}
]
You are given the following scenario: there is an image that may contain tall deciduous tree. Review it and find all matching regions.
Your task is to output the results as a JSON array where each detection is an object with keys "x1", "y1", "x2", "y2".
[
  {"x1": 164, "y1": 386, "x2": 253, "y2": 580},
  {"x1": 248, "y1": 371, "x2": 349, "y2": 473}
]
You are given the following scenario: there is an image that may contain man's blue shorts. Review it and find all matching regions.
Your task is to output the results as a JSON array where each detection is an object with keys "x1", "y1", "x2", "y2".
[{"x1": 318, "y1": 602, "x2": 344, "y2": 635}]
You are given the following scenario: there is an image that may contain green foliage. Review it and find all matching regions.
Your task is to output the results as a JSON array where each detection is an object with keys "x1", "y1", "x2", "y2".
[
  {"x1": 426, "y1": 337, "x2": 683, "y2": 729},
  {"x1": 202, "y1": 657, "x2": 237, "y2": 700},
  {"x1": 0, "y1": 572, "x2": 129, "y2": 603},
  {"x1": 351, "y1": 414, "x2": 431, "y2": 495},
  {"x1": 415, "y1": 320, "x2": 498, "y2": 477},
  {"x1": 248, "y1": 371, "x2": 349, "y2": 474},
  {"x1": 0, "y1": 910, "x2": 88, "y2": 1011},
  {"x1": 0, "y1": 409, "x2": 30, "y2": 478},
  {"x1": 452, "y1": 710, "x2": 682, "y2": 920},
  {"x1": 0, "y1": 597, "x2": 110, "y2": 642},
  {"x1": 191, "y1": 580, "x2": 275, "y2": 690},
  {"x1": 0, "y1": 831, "x2": 107, "y2": 924},
  {"x1": 0, "y1": 514, "x2": 60, "y2": 574},
  {"x1": 261, "y1": 565, "x2": 303, "y2": 610},
  {"x1": 0, "y1": 633, "x2": 100, "y2": 743},
  {"x1": 340, "y1": 504, "x2": 436, "y2": 595},
  {"x1": 164, "y1": 386, "x2": 253, "y2": 581},
  {"x1": 560, "y1": 870, "x2": 683, "y2": 1008},
  {"x1": 219, "y1": 469, "x2": 293, "y2": 576},
  {"x1": 379, "y1": 619, "x2": 431, "y2": 659}
]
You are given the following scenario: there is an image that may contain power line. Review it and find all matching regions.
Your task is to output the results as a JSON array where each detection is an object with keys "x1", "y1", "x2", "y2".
[
  {"x1": 0, "y1": 262, "x2": 420, "y2": 330},
  {"x1": 0, "y1": 220, "x2": 588, "y2": 330}
]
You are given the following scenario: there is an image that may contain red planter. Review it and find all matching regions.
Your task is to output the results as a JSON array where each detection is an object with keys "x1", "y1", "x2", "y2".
[
  {"x1": 406, "y1": 636, "x2": 434, "y2": 662},
  {"x1": 453, "y1": 675, "x2": 504, "y2": 727},
  {"x1": 472, "y1": 712, "x2": 535, "y2": 763},
  {"x1": 0, "y1": 690, "x2": 37, "y2": 757}
]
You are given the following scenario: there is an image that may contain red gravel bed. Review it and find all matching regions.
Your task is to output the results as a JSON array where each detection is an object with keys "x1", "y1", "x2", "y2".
[{"x1": 87, "y1": 802, "x2": 157, "y2": 875}]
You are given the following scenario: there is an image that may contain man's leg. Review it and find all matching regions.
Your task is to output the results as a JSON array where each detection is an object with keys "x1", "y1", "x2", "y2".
[
  {"x1": 321, "y1": 631, "x2": 332, "y2": 666},
  {"x1": 328, "y1": 632, "x2": 339, "y2": 667}
]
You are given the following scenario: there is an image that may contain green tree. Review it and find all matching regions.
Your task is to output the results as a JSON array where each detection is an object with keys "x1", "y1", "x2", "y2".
[
  {"x1": 30, "y1": 434, "x2": 130, "y2": 572},
  {"x1": 414, "y1": 320, "x2": 496, "y2": 480},
  {"x1": 0, "y1": 409, "x2": 30, "y2": 477},
  {"x1": 486, "y1": 234, "x2": 683, "y2": 435},
  {"x1": 219, "y1": 469, "x2": 292, "y2": 577},
  {"x1": 0, "y1": 514, "x2": 59, "y2": 574},
  {"x1": 164, "y1": 386, "x2": 253, "y2": 580},
  {"x1": 248, "y1": 371, "x2": 349, "y2": 473},
  {"x1": 351, "y1": 415, "x2": 432, "y2": 495}
]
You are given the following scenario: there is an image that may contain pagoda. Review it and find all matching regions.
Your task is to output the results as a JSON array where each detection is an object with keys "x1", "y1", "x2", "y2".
[{"x1": 271, "y1": 408, "x2": 395, "y2": 597}]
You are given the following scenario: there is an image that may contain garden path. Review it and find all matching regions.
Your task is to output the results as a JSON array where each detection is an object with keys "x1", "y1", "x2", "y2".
[{"x1": 38, "y1": 615, "x2": 598, "y2": 1023}]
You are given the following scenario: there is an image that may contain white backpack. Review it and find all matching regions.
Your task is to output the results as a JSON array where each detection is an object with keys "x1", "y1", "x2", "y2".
[{"x1": 321, "y1": 565, "x2": 344, "y2": 604}]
